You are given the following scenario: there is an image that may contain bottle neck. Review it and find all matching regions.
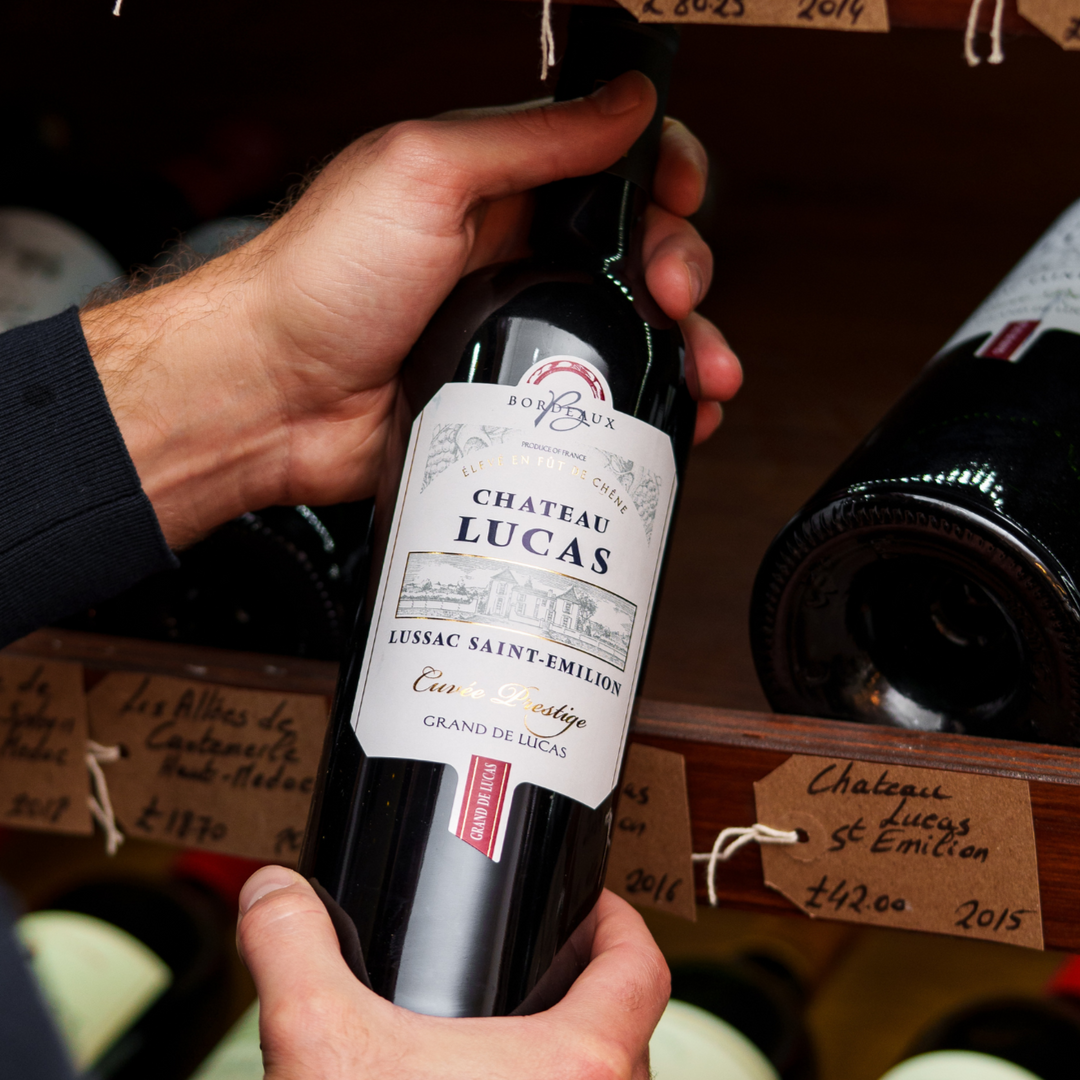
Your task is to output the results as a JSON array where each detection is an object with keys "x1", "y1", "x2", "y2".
[
  {"x1": 535, "y1": 9, "x2": 677, "y2": 286},
  {"x1": 553, "y1": 9, "x2": 678, "y2": 195},
  {"x1": 529, "y1": 172, "x2": 648, "y2": 277}
]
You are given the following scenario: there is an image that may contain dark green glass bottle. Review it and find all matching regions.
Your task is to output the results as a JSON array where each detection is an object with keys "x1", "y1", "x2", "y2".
[
  {"x1": 752, "y1": 200, "x2": 1080, "y2": 743},
  {"x1": 300, "y1": 10, "x2": 693, "y2": 1018}
]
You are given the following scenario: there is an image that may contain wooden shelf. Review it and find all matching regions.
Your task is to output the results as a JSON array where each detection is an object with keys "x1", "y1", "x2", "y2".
[
  {"x1": 8, "y1": 628, "x2": 1080, "y2": 951},
  {"x1": 634, "y1": 700, "x2": 1080, "y2": 952},
  {"x1": 5, "y1": 627, "x2": 340, "y2": 699}
]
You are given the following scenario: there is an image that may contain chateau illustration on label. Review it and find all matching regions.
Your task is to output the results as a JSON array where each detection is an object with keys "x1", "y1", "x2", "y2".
[{"x1": 395, "y1": 551, "x2": 636, "y2": 671}]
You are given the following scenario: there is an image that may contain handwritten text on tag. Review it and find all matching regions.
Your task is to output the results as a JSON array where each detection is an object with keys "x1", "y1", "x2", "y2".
[
  {"x1": 88, "y1": 673, "x2": 329, "y2": 865},
  {"x1": 0, "y1": 658, "x2": 91, "y2": 836},
  {"x1": 754, "y1": 756, "x2": 1043, "y2": 949},
  {"x1": 617, "y1": 0, "x2": 889, "y2": 33},
  {"x1": 605, "y1": 742, "x2": 696, "y2": 921},
  {"x1": 1017, "y1": 0, "x2": 1080, "y2": 49}
]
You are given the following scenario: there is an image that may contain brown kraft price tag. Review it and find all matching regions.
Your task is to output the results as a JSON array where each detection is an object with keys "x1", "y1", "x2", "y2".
[
  {"x1": 1017, "y1": 0, "x2": 1080, "y2": 49},
  {"x1": 616, "y1": 0, "x2": 889, "y2": 32},
  {"x1": 0, "y1": 658, "x2": 92, "y2": 836},
  {"x1": 88, "y1": 673, "x2": 329, "y2": 865},
  {"x1": 605, "y1": 742, "x2": 697, "y2": 921},
  {"x1": 754, "y1": 755, "x2": 1042, "y2": 949}
]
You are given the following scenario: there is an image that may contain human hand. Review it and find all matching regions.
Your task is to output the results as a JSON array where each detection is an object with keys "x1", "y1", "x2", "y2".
[
  {"x1": 84, "y1": 72, "x2": 740, "y2": 548},
  {"x1": 236, "y1": 867, "x2": 670, "y2": 1080}
]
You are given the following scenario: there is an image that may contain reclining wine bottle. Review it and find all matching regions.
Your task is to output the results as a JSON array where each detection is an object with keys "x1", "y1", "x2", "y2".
[
  {"x1": 751, "y1": 200, "x2": 1080, "y2": 743},
  {"x1": 300, "y1": 9, "x2": 693, "y2": 1016},
  {"x1": 18, "y1": 862, "x2": 235, "y2": 1080},
  {"x1": 61, "y1": 501, "x2": 373, "y2": 661},
  {"x1": 664, "y1": 955, "x2": 817, "y2": 1079},
  {"x1": 877, "y1": 957, "x2": 1080, "y2": 1080}
]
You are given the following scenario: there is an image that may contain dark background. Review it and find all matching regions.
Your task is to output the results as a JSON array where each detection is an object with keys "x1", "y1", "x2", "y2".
[{"x1": 3, "y1": 0, "x2": 1079, "y2": 700}]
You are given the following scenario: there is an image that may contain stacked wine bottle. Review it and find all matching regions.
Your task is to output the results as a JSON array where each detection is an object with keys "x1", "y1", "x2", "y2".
[{"x1": 752, "y1": 201, "x2": 1080, "y2": 745}]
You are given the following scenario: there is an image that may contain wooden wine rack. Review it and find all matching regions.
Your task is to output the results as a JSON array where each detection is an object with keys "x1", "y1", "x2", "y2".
[{"x1": 9, "y1": 627, "x2": 1080, "y2": 952}]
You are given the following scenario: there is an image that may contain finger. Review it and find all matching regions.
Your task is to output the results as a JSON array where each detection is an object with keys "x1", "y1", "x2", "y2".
[
  {"x1": 462, "y1": 191, "x2": 535, "y2": 275},
  {"x1": 236, "y1": 867, "x2": 379, "y2": 1062},
  {"x1": 433, "y1": 97, "x2": 554, "y2": 123},
  {"x1": 643, "y1": 206, "x2": 713, "y2": 321},
  {"x1": 683, "y1": 311, "x2": 742, "y2": 403},
  {"x1": 468, "y1": 127, "x2": 712, "y2": 279},
  {"x1": 548, "y1": 891, "x2": 670, "y2": 1065},
  {"x1": 443, "y1": 106, "x2": 707, "y2": 225},
  {"x1": 694, "y1": 400, "x2": 724, "y2": 444},
  {"x1": 376, "y1": 72, "x2": 658, "y2": 208},
  {"x1": 654, "y1": 117, "x2": 709, "y2": 218}
]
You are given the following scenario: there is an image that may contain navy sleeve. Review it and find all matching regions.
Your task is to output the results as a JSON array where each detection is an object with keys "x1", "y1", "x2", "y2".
[
  {"x1": 0, "y1": 308, "x2": 177, "y2": 647},
  {"x1": 0, "y1": 889, "x2": 75, "y2": 1080}
]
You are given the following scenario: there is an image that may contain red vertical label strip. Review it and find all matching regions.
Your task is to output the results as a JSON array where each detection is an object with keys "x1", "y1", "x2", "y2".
[
  {"x1": 980, "y1": 320, "x2": 1040, "y2": 360},
  {"x1": 455, "y1": 755, "x2": 511, "y2": 859}
]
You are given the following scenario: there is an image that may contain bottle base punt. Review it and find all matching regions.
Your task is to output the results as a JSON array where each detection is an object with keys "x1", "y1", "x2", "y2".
[{"x1": 751, "y1": 490, "x2": 1080, "y2": 744}]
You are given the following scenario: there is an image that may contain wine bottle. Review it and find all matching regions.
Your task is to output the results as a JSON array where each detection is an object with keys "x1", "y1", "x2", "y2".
[
  {"x1": 879, "y1": 1056, "x2": 1042, "y2": 1080},
  {"x1": 184, "y1": 952, "x2": 810, "y2": 1080},
  {"x1": 188, "y1": 1001, "x2": 262, "y2": 1080},
  {"x1": 0, "y1": 99, "x2": 282, "y2": 272},
  {"x1": 0, "y1": 97, "x2": 190, "y2": 275},
  {"x1": 664, "y1": 957, "x2": 816, "y2": 1079},
  {"x1": 0, "y1": 207, "x2": 122, "y2": 332},
  {"x1": 0, "y1": 109, "x2": 269, "y2": 333},
  {"x1": 651, "y1": 997, "x2": 781, "y2": 1080},
  {"x1": 53, "y1": 212, "x2": 371, "y2": 662},
  {"x1": 60, "y1": 500, "x2": 373, "y2": 661},
  {"x1": 17, "y1": 871, "x2": 233, "y2": 1080},
  {"x1": 878, "y1": 991, "x2": 1080, "y2": 1080},
  {"x1": 186, "y1": 990, "x2": 785, "y2": 1080},
  {"x1": 300, "y1": 8, "x2": 693, "y2": 1017},
  {"x1": 186, "y1": 993, "x2": 787, "y2": 1080},
  {"x1": 751, "y1": 199, "x2": 1080, "y2": 742}
]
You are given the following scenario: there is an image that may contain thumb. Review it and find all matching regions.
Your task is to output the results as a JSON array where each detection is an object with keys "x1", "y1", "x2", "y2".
[
  {"x1": 236, "y1": 867, "x2": 362, "y2": 1025},
  {"x1": 379, "y1": 70, "x2": 657, "y2": 206}
]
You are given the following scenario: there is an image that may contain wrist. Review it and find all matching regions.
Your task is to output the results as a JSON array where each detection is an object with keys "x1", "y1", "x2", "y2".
[{"x1": 82, "y1": 249, "x2": 287, "y2": 549}]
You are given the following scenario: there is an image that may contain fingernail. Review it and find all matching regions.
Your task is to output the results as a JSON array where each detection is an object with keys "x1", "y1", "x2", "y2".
[
  {"x1": 239, "y1": 866, "x2": 298, "y2": 914},
  {"x1": 591, "y1": 72, "x2": 650, "y2": 116}
]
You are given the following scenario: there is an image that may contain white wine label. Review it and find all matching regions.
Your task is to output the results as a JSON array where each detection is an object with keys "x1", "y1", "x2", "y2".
[
  {"x1": 941, "y1": 199, "x2": 1080, "y2": 362},
  {"x1": 352, "y1": 357, "x2": 678, "y2": 861},
  {"x1": 0, "y1": 208, "x2": 121, "y2": 331}
]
